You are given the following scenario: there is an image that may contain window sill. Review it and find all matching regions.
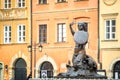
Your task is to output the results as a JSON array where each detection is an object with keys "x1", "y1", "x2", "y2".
[
  {"x1": 12, "y1": 7, "x2": 27, "y2": 10},
  {"x1": 54, "y1": 42, "x2": 68, "y2": 44},
  {"x1": 17, "y1": 42, "x2": 27, "y2": 44},
  {"x1": 15, "y1": 7, "x2": 27, "y2": 9},
  {"x1": 2, "y1": 8, "x2": 12, "y2": 10},
  {"x1": 55, "y1": 1, "x2": 68, "y2": 4},
  {"x1": 101, "y1": 39, "x2": 118, "y2": 42},
  {"x1": 37, "y1": 3, "x2": 49, "y2": 5},
  {"x1": 74, "y1": 0, "x2": 89, "y2": 2},
  {"x1": 1, "y1": 7, "x2": 27, "y2": 10},
  {"x1": 0, "y1": 42, "x2": 28, "y2": 45}
]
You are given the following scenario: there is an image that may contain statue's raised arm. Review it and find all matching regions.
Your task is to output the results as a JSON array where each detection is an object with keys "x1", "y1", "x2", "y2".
[{"x1": 69, "y1": 22, "x2": 75, "y2": 36}]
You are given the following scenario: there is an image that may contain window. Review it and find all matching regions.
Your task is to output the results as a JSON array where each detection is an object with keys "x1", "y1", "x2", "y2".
[
  {"x1": 4, "y1": 0, "x2": 11, "y2": 9},
  {"x1": 105, "y1": 19, "x2": 116, "y2": 40},
  {"x1": 39, "y1": 24, "x2": 47, "y2": 43},
  {"x1": 39, "y1": 0, "x2": 47, "y2": 4},
  {"x1": 0, "y1": 63, "x2": 3, "y2": 80},
  {"x1": 17, "y1": 0, "x2": 25, "y2": 8},
  {"x1": 57, "y1": 0, "x2": 66, "y2": 3},
  {"x1": 4, "y1": 25, "x2": 11, "y2": 44},
  {"x1": 18, "y1": 24, "x2": 25, "y2": 43},
  {"x1": 113, "y1": 61, "x2": 120, "y2": 79},
  {"x1": 57, "y1": 23, "x2": 66, "y2": 42}
]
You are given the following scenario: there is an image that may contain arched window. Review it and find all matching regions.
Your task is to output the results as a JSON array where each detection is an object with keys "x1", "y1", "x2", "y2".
[
  {"x1": 40, "y1": 61, "x2": 53, "y2": 78},
  {"x1": 0, "y1": 63, "x2": 3, "y2": 80},
  {"x1": 113, "y1": 61, "x2": 120, "y2": 79}
]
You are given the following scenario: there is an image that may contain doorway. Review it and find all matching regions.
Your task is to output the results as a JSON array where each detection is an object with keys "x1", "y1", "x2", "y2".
[
  {"x1": 40, "y1": 61, "x2": 53, "y2": 78},
  {"x1": 14, "y1": 58, "x2": 27, "y2": 80},
  {"x1": 113, "y1": 61, "x2": 120, "y2": 79}
]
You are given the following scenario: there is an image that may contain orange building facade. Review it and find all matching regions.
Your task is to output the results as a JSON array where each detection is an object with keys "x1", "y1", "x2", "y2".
[
  {"x1": 32, "y1": 0, "x2": 99, "y2": 78},
  {"x1": 0, "y1": 0, "x2": 98, "y2": 80}
]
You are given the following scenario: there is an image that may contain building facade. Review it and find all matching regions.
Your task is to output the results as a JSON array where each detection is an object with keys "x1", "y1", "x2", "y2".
[
  {"x1": 32, "y1": 0, "x2": 98, "y2": 78},
  {"x1": 0, "y1": 0, "x2": 99, "y2": 80},
  {"x1": 0, "y1": 0, "x2": 31, "y2": 80},
  {"x1": 100, "y1": 0, "x2": 120, "y2": 79}
]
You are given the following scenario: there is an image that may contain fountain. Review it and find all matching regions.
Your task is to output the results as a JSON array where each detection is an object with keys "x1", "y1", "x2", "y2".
[{"x1": 56, "y1": 22, "x2": 107, "y2": 79}]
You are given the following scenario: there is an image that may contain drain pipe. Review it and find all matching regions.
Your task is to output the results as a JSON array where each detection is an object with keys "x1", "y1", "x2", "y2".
[
  {"x1": 98, "y1": 0, "x2": 102, "y2": 69},
  {"x1": 30, "y1": 0, "x2": 33, "y2": 78}
]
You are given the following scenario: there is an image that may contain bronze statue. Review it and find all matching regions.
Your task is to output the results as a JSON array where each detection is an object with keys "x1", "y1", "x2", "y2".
[
  {"x1": 69, "y1": 22, "x2": 88, "y2": 65},
  {"x1": 56, "y1": 22, "x2": 107, "y2": 79}
]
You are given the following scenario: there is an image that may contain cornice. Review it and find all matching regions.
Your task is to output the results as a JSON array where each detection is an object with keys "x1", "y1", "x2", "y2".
[
  {"x1": 101, "y1": 13, "x2": 118, "y2": 17},
  {"x1": 101, "y1": 47, "x2": 120, "y2": 51},
  {"x1": 32, "y1": 8, "x2": 97, "y2": 14}
]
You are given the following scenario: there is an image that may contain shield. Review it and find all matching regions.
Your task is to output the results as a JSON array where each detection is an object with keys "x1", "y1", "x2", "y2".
[{"x1": 74, "y1": 31, "x2": 88, "y2": 44}]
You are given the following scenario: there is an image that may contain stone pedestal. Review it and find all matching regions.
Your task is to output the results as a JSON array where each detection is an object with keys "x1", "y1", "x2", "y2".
[{"x1": 56, "y1": 52, "x2": 107, "y2": 79}]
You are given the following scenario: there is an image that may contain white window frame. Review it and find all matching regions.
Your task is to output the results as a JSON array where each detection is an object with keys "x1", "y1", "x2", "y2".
[
  {"x1": 17, "y1": 24, "x2": 25, "y2": 43},
  {"x1": 105, "y1": 19, "x2": 116, "y2": 40},
  {"x1": 4, "y1": 0, "x2": 11, "y2": 9},
  {"x1": 4, "y1": 25, "x2": 11, "y2": 44},
  {"x1": 57, "y1": 23, "x2": 66, "y2": 42},
  {"x1": 17, "y1": 0, "x2": 25, "y2": 8}
]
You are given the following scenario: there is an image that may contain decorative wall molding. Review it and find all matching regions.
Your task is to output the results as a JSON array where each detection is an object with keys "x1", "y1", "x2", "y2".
[{"x1": 0, "y1": 8, "x2": 27, "y2": 20}]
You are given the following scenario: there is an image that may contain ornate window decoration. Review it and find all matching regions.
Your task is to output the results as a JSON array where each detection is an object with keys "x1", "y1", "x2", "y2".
[{"x1": 103, "y1": 0, "x2": 117, "y2": 6}]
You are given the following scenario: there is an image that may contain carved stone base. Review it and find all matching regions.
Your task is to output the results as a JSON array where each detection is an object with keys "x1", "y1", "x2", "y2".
[{"x1": 56, "y1": 53, "x2": 107, "y2": 79}]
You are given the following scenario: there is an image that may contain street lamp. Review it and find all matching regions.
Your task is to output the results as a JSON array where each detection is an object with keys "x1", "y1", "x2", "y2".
[
  {"x1": 27, "y1": 43, "x2": 43, "y2": 78},
  {"x1": 28, "y1": 45, "x2": 32, "y2": 52},
  {"x1": 38, "y1": 44, "x2": 43, "y2": 52},
  {"x1": 28, "y1": 44, "x2": 43, "y2": 52}
]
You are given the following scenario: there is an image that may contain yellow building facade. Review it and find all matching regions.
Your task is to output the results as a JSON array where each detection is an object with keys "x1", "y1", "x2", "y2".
[
  {"x1": 100, "y1": 0, "x2": 120, "y2": 79},
  {"x1": 0, "y1": 0, "x2": 31, "y2": 80}
]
